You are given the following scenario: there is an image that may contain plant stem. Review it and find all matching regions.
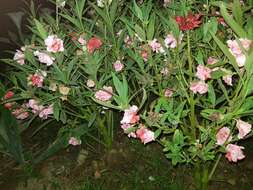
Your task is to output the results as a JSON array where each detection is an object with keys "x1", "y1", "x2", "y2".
[
  {"x1": 187, "y1": 31, "x2": 196, "y2": 139},
  {"x1": 208, "y1": 154, "x2": 222, "y2": 181}
]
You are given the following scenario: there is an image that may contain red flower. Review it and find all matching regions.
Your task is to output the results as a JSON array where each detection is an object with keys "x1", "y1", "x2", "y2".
[
  {"x1": 175, "y1": 13, "x2": 202, "y2": 31},
  {"x1": 4, "y1": 91, "x2": 14, "y2": 99},
  {"x1": 87, "y1": 37, "x2": 102, "y2": 54}
]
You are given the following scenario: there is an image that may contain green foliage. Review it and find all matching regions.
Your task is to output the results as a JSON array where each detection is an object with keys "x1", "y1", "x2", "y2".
[{"x1": 0, "y1": 105, "x2": 24, "y2": 164}]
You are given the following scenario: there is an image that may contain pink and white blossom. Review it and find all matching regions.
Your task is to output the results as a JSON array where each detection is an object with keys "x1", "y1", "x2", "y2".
[
  {"x1": 14, "y1": 50, "x2": 25, "y2": 65},
  {"x1": 164, "y1": 88, "x2": 173, "y2": 97},
  {"x1": 45, "y1": 35, "x2": 64, "y2": 53},
  {"x1": 78, "y1": 36, "x2": 86, "y2": 45},
  {"x1": 236, "y1": 119, "x2": 252, "y2": 139},
  {"x1": 207, "y1": 57, "x2": 218, "y2": 65},
  {"x1": 164, "y1": 33, "x2": 182, "y2": 48},
  {"x1": 39, "y1": 104, "x2": 54, "y2": 119},
  {"x1": 227, "y1": 38, "x2": 252, "y2": 67},
  {"x1": 95, "y1": 86, "x2": 113, "y2": 101},
  {"x1": 225, "y1": 144, "x2": 245, "y2": 162},
  {"x1": 120, "y1": 105, "x2": 140, "y2": 125},
  {"x1": 34, "y1": 51, "x2": 55, "y2": 66},
  {"x1": 196, "y1": 65, "x2": 212, "y2": 81},
  {"x1": 68, "y1": 137, "x2": 81, "y2": 146},
  {"x1": 223, "y1": 74, "x2": 233, "y2": 86},
  {"x1": 113, "y1": 60, "x2": 124, "y2": 72},
  {"x1": 190, "y1": 81, "x2": 208, "y2": 94},
  {"x1": 216, "y1": 127, "x2": 232, "y2": 145},
  {"x1": 27, "y1": 99, "x2": 44, "y2": 114},
  {"x1": 149, "y1": 39, "x2": 165, "y2": 53},
  {"x1": 136, "y1": 125, "x2": 155, "y2": 144},
  {"x1": 12, "y1": 108, "x2": 29, "y2": 120}
]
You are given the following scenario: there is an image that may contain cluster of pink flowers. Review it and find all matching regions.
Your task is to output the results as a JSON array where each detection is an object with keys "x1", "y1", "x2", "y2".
[
  {"x1": 216, "y1": 119, "x2": 252, "y2": 162},
  {"x1": 45, "y1": 35, "x2": 64, "y2": 53},
  {"x1": 95, "y1": 86, "x2": 113, "y2": 102},
  {"x1": 120, "y1": 105, "x2": 155, "y2": 144},
  {"x1": 27, "y1": 99, "x2": 53, "y2": 119},
  {"x1": 34, "y1": 51, "x2": 55, "y2": 66},
  {"x1": 2, "y1": 91, "x2": 30, "y2": 119},
  {"x1": 190, "y1": 64, "x2": 212, "y2": 94},
  {"x1": 227, "y1": 38, "x2": 252, "y2": 67},
  {"x1": 149, "y1": 39, "x2": 165, "y2": 53}
]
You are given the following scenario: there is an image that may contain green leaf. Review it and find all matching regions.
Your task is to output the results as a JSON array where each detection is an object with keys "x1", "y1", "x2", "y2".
[
  {"x1": 232, "y1": 0, "x2": 243, "y2": 26},
  {"x1": 34, "y1": 19, "x2": 48, "y2": 39},
  {"x1": 203, "y1": 17, "x2": 218, "y2": 42},
  {"x1": 0, "y1": 105, "x2": 24, "y2": 164},
  {"x1": 147, "y1": 13, "x2": 155, "y2": 40},
  {"x1": 134, "y1": 24, "x2": 146, "y2": 41},
  {"x1": 220, "y1": 3, "x2": 247, "y2": 38},
  {"x1": 208, "y1": 82, "x2": 216, "y2": 106},
  {"x1": 53, "y1": 102, "x2": 60, "y2": 121},
  {"x1": 210, "y1": 69, "x2": 227, "y2": 79},
  {"x1": 154, "y1": 129, "x2": 162, "y2": 139},
  {"x1": 173, "y1": 129, "x2": 184, "y2": 146},
  {"x1": 133, "y1": 0, "x2": 143, "y2": 21}
]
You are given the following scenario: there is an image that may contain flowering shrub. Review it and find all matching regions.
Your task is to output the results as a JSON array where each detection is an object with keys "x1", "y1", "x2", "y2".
[{"x1": 1, "y1": 0, "x2": 253, "y2": 184}]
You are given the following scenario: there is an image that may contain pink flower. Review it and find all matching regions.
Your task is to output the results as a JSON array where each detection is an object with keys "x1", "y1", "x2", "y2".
[
  {"x1": 87, "y1": 37, "x2": 102, "y2": 54},
  {"x1": 13, "y1": 50, "x2": 25, "y2": 65},
  {"x1": 236, "y1": 119, "x2": 252, "y2": 139},
  {"x1": 4, "y1": 91, "x2": 14, "y2": 99},
  {"x1": 227, "y1": 38, "x2": 252, "y2": 67},
  {"x1": 86, "y1": 79, "x2": 95, "y2": 88},
  {"x1": 95, "y1": 86, "x2": 113, "y2": 101},
  {"x1": 124, "y1": 35, "x2": 133, "y2": 46},
  {"x1": 196, "y1": 65, "x2": 212, "y2": 81},
  {"x1": 149, "y1": 39, "x2": 165, "y2": 53},
  {"x1": 235, "y1": 54, "x2": 246, "y2": 67},
  {"x1": 207, "y1": 57, "x2": 218, "y2": 65},
  {"x1": 68, "y1": 137, "x2": 81, "y2": 146},
  {"x1": 27, "y1": 99, "x2": 44, "y2": 114},
  {"x1": 27, "y1": 70, "x2": 47, "y2": 88},
  {"x1": 216, "y1": 127, "x2": 232, "y2": 145},
  {"x1": 140, "y1": 50, "x2": 148, "y2": 62},
  {"x1": 121, "y1": 123, "x2": 137, "y2": 138},
  {"x1": 4, "y1": 102, "x2": 15, "y2": 110},
  {"x1": 45, "y1": 35, "x2": 64, "y2": 53},
  {"x1": 190, "y1": 81, "x2": 208, "y2": 94},
  {"x1": 113, "y1": 60, "x2": 124, "y2": 72},
  {"x1": 223, "y1": 74, "x2": 232, "y2": 86},
  {"x1": 39, "y1": 104, "x2": 53, "y2": 119},
  {"x1": 120, "y1": 105, "x2": 140, "y2": 125},
  {"x1": 78, "y1": 36, "x2": 86, "y2": 45},
  {"x1": 12, "y1": 108, "x2": 29, "y2": 120},
  {"x1": 136, "y1": 125, "x2": 155, "y2": 144},
  {"x1": 164, "y1": 33, "x2": 182, "y2": 48},
  {"x1": 34, "y1": 51, "x2": 55, "y2": 66},
  {"x1": 225, "y1": 144, "x2": 245, "y2": 162},
  {"x1": 164, "y1": 88, "x2": 173, "y2": 97}
]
